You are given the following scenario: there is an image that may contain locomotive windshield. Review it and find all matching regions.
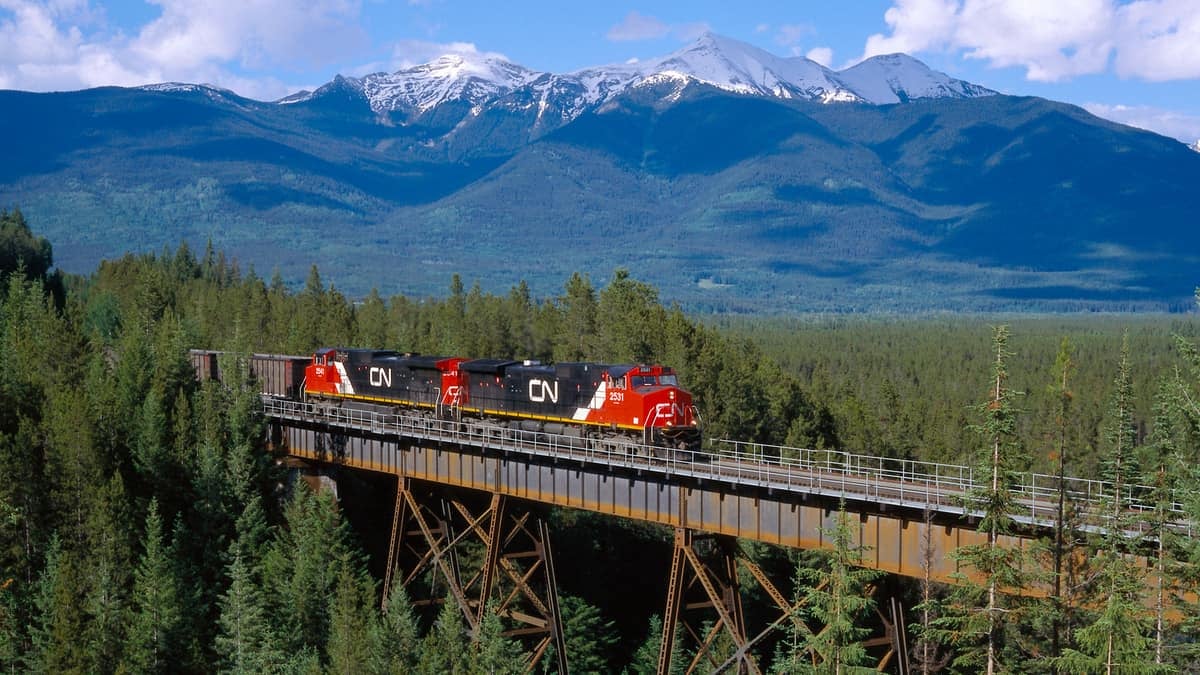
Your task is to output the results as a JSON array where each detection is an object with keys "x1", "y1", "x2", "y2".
[{"x1": 629, "y1": 374, "x2": 679, "y2": 387}]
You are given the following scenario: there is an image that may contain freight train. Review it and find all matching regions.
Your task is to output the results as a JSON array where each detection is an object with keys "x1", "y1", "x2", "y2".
[
  {"x1": 191, "y1": 348, "x2": 703, "y2": 454},
  {"x1": 304, "y1": 348, "x2": 702, "y2": 452}
]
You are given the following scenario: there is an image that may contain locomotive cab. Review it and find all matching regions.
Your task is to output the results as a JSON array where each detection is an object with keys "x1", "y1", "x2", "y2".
[{"x1": 603, "y1": 365, "x2": 701, "y2": 451}]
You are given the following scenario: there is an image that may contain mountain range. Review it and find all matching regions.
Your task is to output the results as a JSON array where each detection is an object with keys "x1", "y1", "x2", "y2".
[{"x1": 1, "y1": 33, "x2": 1197, "y2": 312}]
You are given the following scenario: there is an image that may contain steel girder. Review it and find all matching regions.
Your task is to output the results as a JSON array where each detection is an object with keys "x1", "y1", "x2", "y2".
[{"x1": 381, "y1": 477, "x2": 569, "y2": 674}]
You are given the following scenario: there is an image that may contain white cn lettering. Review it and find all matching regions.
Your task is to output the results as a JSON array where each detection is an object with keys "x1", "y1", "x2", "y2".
[
  {"x1": 529, "y1": 379, "x2": 559, "y2": 404},
  {"x1": 369, "y1": 367, "x2": 392, "y2": 387}
]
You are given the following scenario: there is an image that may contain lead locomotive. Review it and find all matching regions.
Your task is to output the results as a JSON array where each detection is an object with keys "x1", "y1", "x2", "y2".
[{"x1": 303, "y1": 348, "x2": 702, "y2": 451}]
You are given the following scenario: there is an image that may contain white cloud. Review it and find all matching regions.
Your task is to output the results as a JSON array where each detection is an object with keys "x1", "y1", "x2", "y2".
[
  {"x1": 606, "y1": 11, "x2": 669, "y2": 41},
  {"x1": 807, "y1": 47, "x2": 833, "y2": 67},
  {"x1": 1084, "y1": 102, "x2": 1200, "y2": 143},
  {"x1": 862, "y1": 0, "x2": 958, "y2": 57},
  {"x1": 1114, "y1": 0, "x2": 1200, "y2": 80},
  {"x1": 604, "y1": 11, "x2": 709, "y2": 43},
  {"x1": 864, "y1": 0, "x2": 1200, "y2": 82},
  {"x1": 673, "y1": 21, "x2": 711, "y2": 41},
  {"x1": 382, "y1": 39, "x2": 511, "y2": 71},
  {"x1": 775, "y1": 23, "x2": 813, "y2": 47},
  {"x1": 0, "y1": 0, "x2": 366, "y2": 99}
]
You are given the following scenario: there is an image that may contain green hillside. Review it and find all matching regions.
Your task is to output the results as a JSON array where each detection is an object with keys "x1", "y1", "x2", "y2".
[{"x1": 2, "y1": 84, "x2": 1197, "y2": 312}]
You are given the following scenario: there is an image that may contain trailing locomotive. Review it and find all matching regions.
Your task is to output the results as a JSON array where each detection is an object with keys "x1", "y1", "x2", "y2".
[{"x1": 303, "y1": 348, "x2": 702, "y2": 451}]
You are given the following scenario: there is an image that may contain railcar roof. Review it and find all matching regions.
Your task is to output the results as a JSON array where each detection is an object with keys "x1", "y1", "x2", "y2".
[{"x1": 461, "y1": 358, "x2": 518, "y2": 374}]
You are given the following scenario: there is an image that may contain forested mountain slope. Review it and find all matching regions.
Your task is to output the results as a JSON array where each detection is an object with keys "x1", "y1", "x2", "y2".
[{"x1": 2, "y1": 70, "x2": 1197, "y2": 312}]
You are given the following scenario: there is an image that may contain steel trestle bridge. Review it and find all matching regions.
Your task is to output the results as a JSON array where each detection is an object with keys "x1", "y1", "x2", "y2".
[
  {"x1": 257, "y1": 391, "x2": 1182, "y2": 675},
  {"x1": 192, "y1": 350, "x2": 1183, "y2": 674}
]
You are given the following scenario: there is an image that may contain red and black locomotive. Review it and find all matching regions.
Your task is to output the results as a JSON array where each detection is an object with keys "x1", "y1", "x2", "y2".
[{"x1": 303, "y1": 348, "x2": 702, "y2": 451}]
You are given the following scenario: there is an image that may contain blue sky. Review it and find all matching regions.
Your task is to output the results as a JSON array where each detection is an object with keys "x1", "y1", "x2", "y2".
[{"x1": 1, "y1": 0, "x2": 1198, "y2": 142}]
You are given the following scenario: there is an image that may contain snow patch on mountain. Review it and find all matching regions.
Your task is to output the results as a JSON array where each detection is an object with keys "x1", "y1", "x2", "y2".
[{"x1": 839, "y1": 53, "x2": 995, "y2": 104}]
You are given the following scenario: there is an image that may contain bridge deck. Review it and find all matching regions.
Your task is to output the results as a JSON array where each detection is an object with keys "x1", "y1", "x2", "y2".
[{"x1": 264, "y1": 397, "x2": 1187, "y2": 584}]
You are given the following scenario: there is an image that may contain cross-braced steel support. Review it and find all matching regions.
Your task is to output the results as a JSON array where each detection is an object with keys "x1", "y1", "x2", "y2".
[
  {"x1": 657, "y1": 528, "x2": 912, "y2": 675},
  {"x1": 383, "y1": 476, "x2": 568, "y2": 674},
  {"x1": 658, "y1": 528, "x2": 764, "y2": 675}
]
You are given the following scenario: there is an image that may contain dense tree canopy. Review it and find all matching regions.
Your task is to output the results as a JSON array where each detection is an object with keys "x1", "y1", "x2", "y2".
[{"x1": 2, "y1": 212, "x2": 1200, "y2": 672}]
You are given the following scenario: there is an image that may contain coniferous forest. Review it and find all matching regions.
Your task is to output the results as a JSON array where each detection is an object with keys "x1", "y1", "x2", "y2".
[{"x1": 5, "y1": 206, "x2": 1200, "y2": 673}]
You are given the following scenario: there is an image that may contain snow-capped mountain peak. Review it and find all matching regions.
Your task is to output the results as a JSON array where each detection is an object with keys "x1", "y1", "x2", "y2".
[
  {"x1": 838, "y1": 53, "x2": 995, "y2": 104},
  {"x1": 633, "y1": 32, "x2": 861, "y2": 102},
  {"x1": 358, "y1": 51, "x2": 541, "y2": 115},
  {"x1": 285, "y1": 33, "x2": 996, "y2": 129}
]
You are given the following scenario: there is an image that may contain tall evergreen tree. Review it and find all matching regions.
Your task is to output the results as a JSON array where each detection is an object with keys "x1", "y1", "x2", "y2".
[
  {"x1": 935, "y1": 326, "x2": 1029, "y2": 674},
  {"x1": 82, "y1": 473, "x2": 134, "y2": 673},
  {"x1": 555, "y1": 594, "x2": 618, "y2": 674},
  {"x1": 1055, "y1": 336, "x2": 1167, "y2": 675},
  {"x1": 377, "y1": 574, "x2": 421, "y2": 674},
  {"x1": 29, "y1": 537, "x2": 89, "y2": 671},
  {"x1": 261, "y1": 485, "x2": 355, "y2": 657},
  {"x1": 325, "y1": 561, "x2": 380, "y2": 674},
  {"x1": 1046, "y1": 336, "x2": 1077, "y2": 666},
  {"x1": 628, "y1": 614, "x2": 685, "y2": 675},
  {"x1": 125, "y1": 499, "x2": 183, "y2": 674},
  {"x1": 554, "y1": 272, "x2": 597, "y2": 361},
  {"x1": 215, "y1": 552, "x2": 281, "y2": 674},
  {"x1": 26, "y1": 535, "x2": 63, "y2": 672},
  {"x1": 417, "y1": 596, "x2": 470, "y2": 675},
  {"x1": 0, "y1": 578, "x2": 18, "y2": 674},
  {"x1": 776, "y1": 504, "x2": 881, "y2": 674},
  {"x1": 471, "y1": 605, "x2": 527, "y2": 675},
  {"x1": 1138, "y1": 379, "x2": 1187, "y2": 670}
]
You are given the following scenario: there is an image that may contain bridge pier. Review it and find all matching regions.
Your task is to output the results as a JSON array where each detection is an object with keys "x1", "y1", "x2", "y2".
[
  {"x1": 382, "y1": 476, "x2": 568, "y2": 674},
  {"x1": 659, "y1": 528, "x2": 782, "y2": 674}
]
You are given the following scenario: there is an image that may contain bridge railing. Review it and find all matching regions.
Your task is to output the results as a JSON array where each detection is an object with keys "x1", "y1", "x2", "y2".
[
  {"x1": 715, "y1": 438, "x2": 1189, "y2": 528},
  {"x1": 262, "y1": 397, "x2": 1190, "y2": 534}
]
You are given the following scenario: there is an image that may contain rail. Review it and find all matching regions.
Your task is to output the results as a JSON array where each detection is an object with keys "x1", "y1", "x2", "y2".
[{"x1": 262, "y1": 397, "x2": 1191, "y2": 536}]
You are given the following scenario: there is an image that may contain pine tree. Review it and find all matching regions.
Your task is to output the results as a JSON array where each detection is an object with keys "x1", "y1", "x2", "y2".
[
  {"x1": 1139, "y1": 380, "x2": 1186, "y2": 668},
  {"x1": 554, "y1": 272, "x2": 597, "y2": 361},
  {"x1": 555, "y1": 594, "x2": 617, "y2": 674},
  {"x1": 1055, "y1": 337, "x2": 1168, "y2": 675},
  {"x1": 355, "y1": 287, "x2": 391, "y2": 348},
  {"x1": 1102, "y1": 334, "x2": 1140, "y2": 533},
  {"x1": 417, "y1": 596, "x2": 470, "y2": 675},
  {"x1": 595, "y1": 269, "x2": 662, "y2": 362},
  {"x1": 215, "y1": 552, "x2": 281, "y2": 674},
  {"x1": 262, "y1": 484, "x2": 356, "y2": 656},
  {"x1": 26, "y1": 534, "x2": 61, "y2": 673},
  {"x1": 375, "y1": 574, "x2": 421, "y2": 673},
  {"x1": 0, "y1": 578, "x2": 18, "y2": 673},
  {"x1": 1048, "y1": 336, "x2": 1076, "y2": 665},
  {"x1": 777, "y1": 504, "x2": 881, "y2": 673},
  {"x1": 909, "y1": 507, "x2": 949, "y2": 675},
  {"x1": 471, "y1": 605, "x2": 526, "y2": 674},
  {"x1": 325, "y1": 561, "x2": 380, "y2": 674},
  {"x1": 628, "y1": 614, "x2": 685, "y2": 675},
  {"x1": 125, "y1": 499, "x2": 183, "y2": 674},
  {"x1": 935, "y1": 326, "x2": 1029, "y2": 674},
  {"x1": 82, "y1": 473, "x2": 133, "y2": 672}
]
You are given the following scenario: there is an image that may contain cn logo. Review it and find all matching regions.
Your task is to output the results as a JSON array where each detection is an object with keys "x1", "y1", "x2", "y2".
[
  {"x1": 528, "y1": 379, "x2": 559, "y2": 403},
  {"x1": 369, "y1": 367, "x2": 392, "y2": 387}
]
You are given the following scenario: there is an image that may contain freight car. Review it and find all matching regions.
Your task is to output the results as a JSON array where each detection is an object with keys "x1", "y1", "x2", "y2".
[
  {"x1": 189, "y1": 350, "x2": 309, "y2": 399},
  {"x1": 303, "y1": 347, "x2": 703, "y2": 453}
]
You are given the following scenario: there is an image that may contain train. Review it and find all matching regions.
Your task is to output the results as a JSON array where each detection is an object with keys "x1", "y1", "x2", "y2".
[{"x1": 190, "y1": 348, "x2": 703, "y2": 454}]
